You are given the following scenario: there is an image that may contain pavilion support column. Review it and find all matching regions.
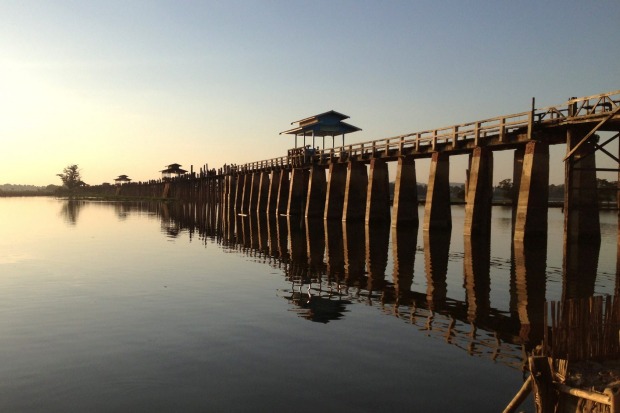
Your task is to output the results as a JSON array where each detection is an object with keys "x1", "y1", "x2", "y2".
[
  {"x1": 276, "y1": 170, "x2": 290, "y2": 215},
  {"x1": 257, "y1": 171, "x2": 270, "y2": 212},
  {"x1": 463, "y1": 147, "x2": 493, "y2": 237},
  {"x1": 287, "y1": 168, "x2": 309, "y2": 216},
  {"x1": 266, "y1": 169, "x2": 281, "y2": 215},
  {"x1": 324, "y1": 163, "x2": 347, "y2": 220},
  {"x1": 423, "y1": 152, "x2": 451, "y2": 231},
  {"x1": 564, "y1": 128, "x2": 601, "y2": 244},
  {"x1": 235, "y1": 174, "x2": 245, "y2": 214},
  {"x1": 248, "y1": 172, "x2": 261, "y2": 212},
  {"x1": 514, "y1": 141, "x2": 549, "y2": 242},
  {"x1": 305, "y1": 165, "x2": 327, "y2": 218},
  {"x1": 365, "y1": 158, "x2": 390, "y2": 224},
  {"x1": 392, "y1": 156, "x2": 419, "y2": 228},
  {"x1": 342, "y1": 160, "x2": 368, "y2": 222}
]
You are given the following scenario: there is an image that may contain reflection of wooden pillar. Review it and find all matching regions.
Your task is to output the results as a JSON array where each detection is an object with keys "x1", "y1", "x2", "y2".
[
  {"x1": 514, "y1": 141, "x2": 549, "y2": 242},
  {"x1": 365, "y1": 222, "x2": 390, "y2": 292},
  {"x1": 343, "y1": 221, "x2": 366, "y2": 283},
  {"x1": 562, "y1": 241, "x2": 600, "y2": 300},
  {"x1": 424, "y1": 230, "x2": 450, "y2": 311},
  {"x1": 276, "y1": 170, "x2": 290, "y2": 215},
  {"x1": 423, "y1": 152, "x2": 451, "y2": 230},
  {"x1": 287, "y1": 215, "x2": 307, "y2": 263},
  {"x1": 267, "y1": 170, "x2": 281, "y2": 215},
  {"x1": 287, "y1": 169, "x2": 309, "y2": 216},
  {"x1": 267, "y1": 214, "x2": 279, "y2": 258},
  {"x1": 324, "y1": 163, "x2": 347, "y2": 220},
  {"x1": 305, "y1": 165, "x2": 327, "y2": 218},
  {"x1": 257, "y1": 172, "x2": 270, "y2": 212},
  {"x1": 305, "y1": 217, "x2": 325, "y2": 270},
  {"x1": 343, "y1": 161, "x2": 368, "y2": 222},
  {"x1": 512, "y1": 238, "x2": 547, "y2": 343},
  {"x1": 393, "y1": 156, "x2": 419, "y2": 227},
  {"x1": 325, "y1": 220, "x2": 345, "y2": 279},
  {"x1": 463, "y1": 147, "x2": 493, "y2": 236},
  {"x1": 463, "y1": 234, "x2": 491, "y2": 323},
  {"x1": 564, "y1": 128, "x2": 601, "y2": 244},
  {"x1": 257, "y1": 212, "x2": 269, "y2": 253},
  {"x1": 276, "y1": 215, "x2": 289, "y2": 259},
  {"x1": 365, "y1": 159, "x2": 391, "y2": 224},
  {"x1": 392, "y1": 225, "x2": 417, "y2": 299}
]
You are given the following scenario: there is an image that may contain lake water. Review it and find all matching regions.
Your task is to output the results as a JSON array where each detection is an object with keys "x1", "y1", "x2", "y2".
[{"x1": 0, "y1": 197, "x2": 617, "y2": 412}]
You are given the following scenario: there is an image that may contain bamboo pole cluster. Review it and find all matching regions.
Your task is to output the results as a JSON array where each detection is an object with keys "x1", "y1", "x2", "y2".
[{"x1": 544, "y1": 295, "x2": 620, "y2": 361}]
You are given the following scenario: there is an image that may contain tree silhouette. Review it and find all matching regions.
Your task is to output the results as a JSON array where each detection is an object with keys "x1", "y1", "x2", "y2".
[{"x1": 57, "y1": 164, "x2": 84, "y2": 195}]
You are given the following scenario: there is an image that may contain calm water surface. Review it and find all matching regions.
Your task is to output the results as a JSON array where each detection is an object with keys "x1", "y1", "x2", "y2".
[{"x1": 0, "y1": 197, "x2": 617, "y2": 412}]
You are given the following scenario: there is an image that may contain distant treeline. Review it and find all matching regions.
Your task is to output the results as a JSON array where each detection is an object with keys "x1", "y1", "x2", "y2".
[{"x1": 0, "y1": 184, "x2": 61, "y2": 197}]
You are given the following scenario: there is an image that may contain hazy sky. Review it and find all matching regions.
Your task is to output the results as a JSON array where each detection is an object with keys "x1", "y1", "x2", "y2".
[{"x1": 1, "y1": 1, "x2": 618, "y2": 186}]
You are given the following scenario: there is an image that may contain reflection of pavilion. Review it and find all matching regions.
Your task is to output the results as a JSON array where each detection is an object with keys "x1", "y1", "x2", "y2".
[{"x1": 280, "y1": 282, "x2": 352, "y2": 323}]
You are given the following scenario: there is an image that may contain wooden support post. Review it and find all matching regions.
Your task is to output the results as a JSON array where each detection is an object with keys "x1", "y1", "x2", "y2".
[
  {"x1": 463, "y1": 147, "x2": 493, "y2": 236},
  {"x1": 423, "y1": 152, "x2": 451, "y2": 231},
  {"x1": 305, "y1": 165, "x2": 327, "y2": 218},
  {"x1": 266, "y1": 169, "x2": 281, "y2": 215},
  {"x1": 365, "y1": 158, "x2": 391, "y2": 224},
  {"x1": 393, "y1": 156, "x2": 419, "y2": 228},
  {"x1": 511, "y1": 146, "x2": 525, "y2": 236},
  {"x1": 287, "y1": 168, "x2": 308, "y2": 216},
  {"x1": 235, "y1": 174, "x2": 244, "y2": 214},
  {"x1": 241, "y1": 173, "x2": 252, "y2": 214},
  {"x1": 514, "y1": 141, "x2": 549, "y2": 242},
  {"x1": 324, "y1": 163, "x2": 347, "y2": 220},
  {"x1": 564, "y1": 127, "x2": 601, "y2": 244},
  {"x1": 257, "y1": 171, "x2": 270, "y2": 212},
  {"x1": 249, "y1": 172, "x2": 261, "y2": 212},
  {"x1": 276, "y1": 170, "x2": 290, "y2": 215},
  {"x1": 342, "y1": 161, "x2": 368, "y2": 222}
]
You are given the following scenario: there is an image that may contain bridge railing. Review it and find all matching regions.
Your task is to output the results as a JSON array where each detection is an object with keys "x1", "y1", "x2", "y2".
[{"x1": 232, "y1": 89, "x2": 620, "y2": 173}]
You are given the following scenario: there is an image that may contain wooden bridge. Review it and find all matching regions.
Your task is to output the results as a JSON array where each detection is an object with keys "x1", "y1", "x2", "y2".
[{"x1": 96, "y1": 89, "x2": 620, "y2": 244}]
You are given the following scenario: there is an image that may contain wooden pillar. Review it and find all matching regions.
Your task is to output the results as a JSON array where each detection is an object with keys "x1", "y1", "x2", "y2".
[
  {"x1": 241, "y1": 173, "x2": 252, "y2": 214},
  {"x1": 227, "y1": 175, "x2": 237, "y2": 214},
  {"x1": 365, "y1": 158, "x2": 390, "y2": 224},
  {"x1": 235, "y1": 174, "x2": 245, "y2": 214},
  {"x1": 266, "y1": 170, "x2": 281, "y2": 215},
  {"x1": 324, "y1": 163, "x2": 347, "y2": 220},
  {"x1": 287, "y1": 168, "x2": 308, "y2": 216},
  {"x1": 514, "y1": 141, "x2": 549, "y2": 242},
  {"x1": 511, "y1": 146, "x2": 525, "y2": 236},
  {"x1": 305, "y1": 165, "x2": 327, "y2": 218},
  {"x1": 423, "y1": 152, "x2": 451, "y2": 230},
  {"x1": 276, "y1": 170, "x2": 290, "y2": 215},
  {"x1": 392, "y1": 156, "x2": 419, "y2": 228},
  {"x1": 342, "y1": 161, "x2": 368, "y2": 222},
  {"x1": 249, "y1": 172, "x2": 261, "y2": 212},
  {"x1": 463, "y1": 147, "x2": 493, "y2": 236},
  {"x1": 257, "y1": 171, "x2": 270, "y2": 212},
  {"x1": 564, "y1": 128, "x2": 601, "y2": 244}
]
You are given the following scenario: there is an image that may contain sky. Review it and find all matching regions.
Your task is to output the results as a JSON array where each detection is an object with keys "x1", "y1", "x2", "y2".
[{"x1": 1, "y1": 0, "x2": 619, "y2": 186}]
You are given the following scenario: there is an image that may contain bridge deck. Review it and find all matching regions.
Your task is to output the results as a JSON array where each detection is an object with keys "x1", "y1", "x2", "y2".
[{"x1": 237, "y1": 90, "x2": 620, "y2": 173}]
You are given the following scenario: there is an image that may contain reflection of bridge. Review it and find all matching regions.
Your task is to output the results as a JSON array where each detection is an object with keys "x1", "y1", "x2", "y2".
[{"x1": 140, "y1": 201, "x2": 575, "y2": 371}]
